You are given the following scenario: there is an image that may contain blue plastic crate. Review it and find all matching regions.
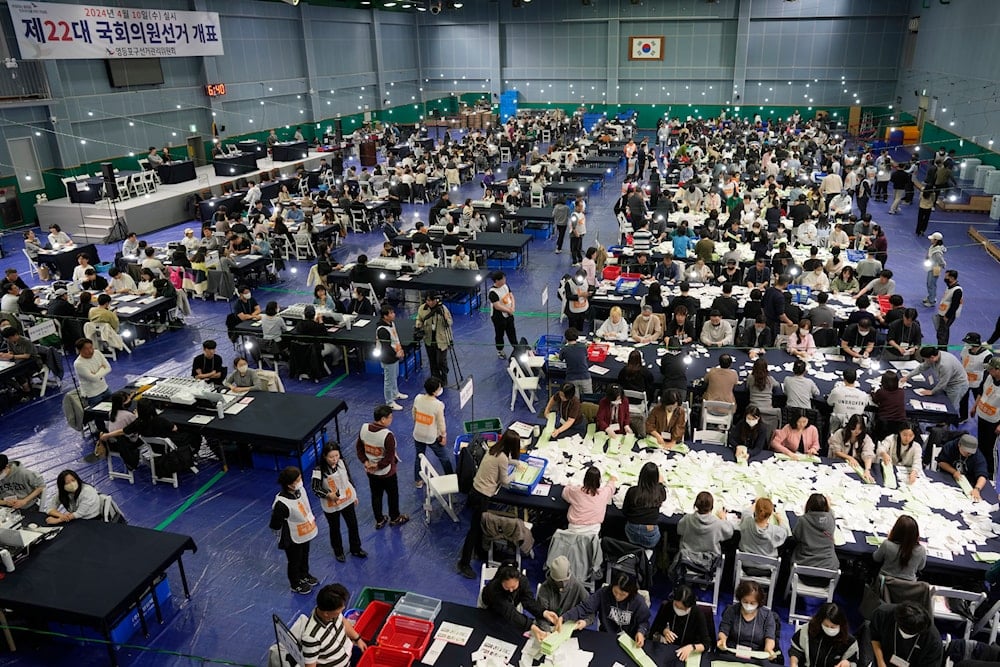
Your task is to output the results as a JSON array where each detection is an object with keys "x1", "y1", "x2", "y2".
[
  {"x1": 51, "y1": 578, "x2": 172, "y2": 646},
  {"x1": 525, "y1": 223, "x2": 552, "y2": 241},
  {"x1": 251, "y1": 444, "x2": 318, "y2": 472},
  {"x1": 787, "y1": 284, "x2": 812, "y2": 304},
  {"x1": 507, "y1": 454, "x2": 547, "y2": 495},
  {"x1": 534, "y1": 334, "x2": 564, "y2": 357},
  {"x1": 614, "y1": 276, "x2": 642, "y2": 295},
  {"x1": 486, "y1": 257, "x2": 520, "y2": 270}
]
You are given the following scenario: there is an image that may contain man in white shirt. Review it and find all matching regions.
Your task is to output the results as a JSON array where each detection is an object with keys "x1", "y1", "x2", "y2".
[
  {"x1": 181, "y1": 228, "x2": 200, "y2": 253},
  {"x1": 699, "y1": 310, "x2": 734, "y2": 347},
  {"x1": 827, "y1": 368, "x2": 869, "y2": 432},
  {"x1": 106, "y1": 267, "x2": 137, "y2": 294},
  {"x1": 0, "y1": 282, "x2": 19, "y2": 314},
  {"x1": 243, "y1": 180, "x2": 262, "y2": 209},
  {"x1": 74, "y1": 338, "x2": 112, "y2": 406}
]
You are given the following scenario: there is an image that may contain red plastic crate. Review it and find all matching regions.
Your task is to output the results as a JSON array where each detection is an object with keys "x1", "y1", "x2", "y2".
[
  {"x1": 602, "y1": 266, "x2": 621, "y2": 281},
  {"x1": 357, "y1": 645, "x2": 414, "y2": 667},
  {"x1": 354, "y1": 600, "x2": 393, "y2": 643},
  {"x1": 587, "y1": 343, "x2": 609, "y2": 362},
  {"x1": 376, "y1": 615, "x2": 433, "y2": 661}
]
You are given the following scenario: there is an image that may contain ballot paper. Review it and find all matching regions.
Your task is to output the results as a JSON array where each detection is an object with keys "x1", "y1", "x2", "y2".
[
  {"x1": 354, "y1": 319, "x2": 371, "y2": 328},
  {"x1": 116, "y1": 306, "x2": 140, "y2": 315},
  {"x1": 188, "y1": 414, "x2": 214, "y2": 424},
  {"x1": 225, "y1": 403, "x2": 248, "y2": 415},
  {"x1": 435, "y1": 622, "x2": 473, "y2": 645},
  {"x1": 477, "y1": 636, "x2": 517, "y2": 665},
  {"x1": 588, "y1": 365, "x2": 610, "y2": 375},
  {"x1": 532, "y1": 483, "x2": 551, "y2": 497}
]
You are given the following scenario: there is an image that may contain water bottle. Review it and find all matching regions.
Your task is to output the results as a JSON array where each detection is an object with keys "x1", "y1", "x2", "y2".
[
  {"x1": 216, "y1": 400, "x2": 225, "y2": 420},
  {"x1": 1, "y1": 549, "x2": 14, "y2": 572}
]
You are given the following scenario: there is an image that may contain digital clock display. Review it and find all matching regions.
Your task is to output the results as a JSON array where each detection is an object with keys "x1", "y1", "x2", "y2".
[{"x1": 205, "y1": 83, "x2": 227, "y2": 97}]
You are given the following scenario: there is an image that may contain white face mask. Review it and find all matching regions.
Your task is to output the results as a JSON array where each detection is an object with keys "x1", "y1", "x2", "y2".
[
  {"x1": 434, "y1": 388, "x2": 443, "y2": 397},
  {"x1": 241, "y1": 292, "x2": 251, "y2": 300},
  {"x1": 0, "y1": 469, "x2": 7, "y2": 481},
  {"x1": 292, "y1": 481, "x2": 303, "y2": 492},
  {"x1": 742, "y1": 603, "x2": 758, "y2": 613},
  {"x1": 822, "y1": 624, "x2": 840, "y2": 637},
  {"x1": 898, "y1": 629, "x2": 918, "y2": 640},
  {"x1": 64, "y1": 481, "x2": 79, "y2": 494},
  {"x1": 237, "y1": 364, "x2": 248, "y2": 373},
  {"x1": 746, "y1": 418, "x2": 759, "y2": 428},
  {"x1": 673, "y1": 605, "x2": 690, "y2": 617},
  {"x1": 799, "y1": 327, "x2": 809, "y2": 335}
]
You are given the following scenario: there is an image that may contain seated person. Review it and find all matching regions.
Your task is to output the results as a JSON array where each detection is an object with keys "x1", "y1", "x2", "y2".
[
  {"x1": 291, "y1": 305, "x2": 342, "y2": 367},
  {"x1": 596, "y1": 384, "x2": 632, "y2": 438},
  {"x1": 235, "y1": 286, "x2": 261, "y2": 321},
  {"x1": 650, "y1": 585, "x2": 712, "y2": 661},
  {"x1": 739, "y1": 314, "x2": 774, "y2": 350},
  {"x1": 877, "y1": 424, "x2": 922, "y2": 486},
  {"x1": 88, "y1": 293, "x2": 120, "y2": 331},
  {"x1": 870, "y1": 603, "x2": 942, "y2": 667},
  {"x1": 348, "y1": 287, "x2": 375, "y2": 316},
  {"x1": 224, "y1": 357, "x2": 259, "y2": 393},
  {"x1": 0, "y1": 454, "x2": 45, "y2": 510},
  {"x1": 98, "y1": 400, "x2": 197, "y2": 471},
  {"x1": 140, "y1": 246, "x2": 165, "y2": 277},
  {"x1": 665, "y1": 305, "x2": 695, "y2": 345},
  {"x1": 450, "y1": 244, "x2": 476, "y2": 270},
  {"x1": 627, "y1": 253, "x2": 654, "y2": 277},
  {"x1": 48, "y1": 224, "x2": 74, "y2": 248},
  {"x1": 936, "y1": 434, "x2": 989, "y2": 501},
  {"x1": 631, "y1": 304, "x2": 663, "y2": 343},
  {"x1": 80, "y1": 268, "x2": 108, "y2": 292},
  {"x1": 536, "y1": 557, "x2": 589, "y2": 629},
  {"x1": 677, "y1": 490, "x2": 734, "y2": 567},
  {"x1": 828, "y1": 414, "x2": 875, "y2": 482},
  {"x1": 562, "y1": 573, "x2": 650, "y2": 648},
  {"x1": 710, "y1": 281, "x2": 739, "y2": 320},
  {"x1": 771, "y1": 408, "x2": 821, "y2": 459},
  {"x1": 46, "y1": 470, "x2": 100, "y2": 524},
  {"x1": 313, "y1": 285, "x2": 343, "y2": 314},
  {"x1": 790, "y1": 604, "x2": 860, "y2": 667},
  {"x1": 702, "y1": 354, "x2": 738, "y2": 404},
  {"x1": 873, "y1": 515, "x2": 926, "y2": 582},
  {"x1": 481, "y1": 562, "x2": 560, "y2": 642},
  {"x1": 413, "y1": 244, "x2": 438, "y2": 268},
  {"x1": 717, "y1": 580, "x2": 776, "y2": 659},
  {"x1": 0, "y1": 326, "x2": 41, "y2": 397},
  {"x1": 191, "y1": 339, "x2": 225, "y2": 385},
  {"x1": 106, "y1": 267, "x2": 137, "y2": 294},
  {"x1": 786, "y1": 318, "x2": 816, "y2": 360},
  {"x1": 617, "y1": 349, "x2": 655, "y2": 402},
  {"x1": 646, "y1": 389, "x2": 686, "y2": 449},
  {"x1": 543, "y1": 383, "x2": 586, "y2": 439},
  {"x1": 840, "y1": 318, "x2": 876, "y2": 361},
  {"x1": 135, "y1": 270, "x2": 157, "y2": 297},
  {"x1": 596, "y1": 306, "x2": 630, "y2": 341},
  {"x1": 727, "y1": 406, "x2": 769, "y2": 457},
  {"x1": 738, "y1": 497, "x2": 788, "y2": 562},
  {"x1": 699, "y1": 309, "x2": 734, "y2": 347}
]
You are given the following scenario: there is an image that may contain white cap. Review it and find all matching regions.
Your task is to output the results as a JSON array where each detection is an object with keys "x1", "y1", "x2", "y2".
[{"x1": 928, "y1": 232, "x2": 943, "y2": 241}]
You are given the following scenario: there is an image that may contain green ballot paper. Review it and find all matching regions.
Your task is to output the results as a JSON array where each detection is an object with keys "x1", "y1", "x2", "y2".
[
  {"x1": 617, "y1": 633, "x2": 657, "y2": 667},
  {"x1": 882, "y1": 462, "x2": 897, "y2": 489},
  {"x1": 540, "y1": 624, "x2": 575, "y2": 656},
  {"x1": 958, "y1": 475, "x2": 974, "y2": 496}
]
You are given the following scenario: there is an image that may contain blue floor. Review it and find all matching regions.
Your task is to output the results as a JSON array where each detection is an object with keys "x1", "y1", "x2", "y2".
[{"x1": 0, "y1": 144, "x2": 998, "y2": 666}]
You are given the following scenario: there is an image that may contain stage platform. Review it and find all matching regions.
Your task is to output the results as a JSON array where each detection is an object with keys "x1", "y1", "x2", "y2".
[{"x1": 36, "y1": 152, "x2": 330, "y2": 242}]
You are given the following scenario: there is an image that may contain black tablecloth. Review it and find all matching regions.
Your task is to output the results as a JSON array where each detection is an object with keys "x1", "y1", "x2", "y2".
[
  {"x1": 236, "y1": 140, "x2": 267, "y2": 159},
  {"x1": 544, "y1": 181, "x2": 593, "y2": 198},
  {"x1": 560, "y1": 167, "x2": 610, "y2": 180},
  {"x1": 36, "y1": 243, "x2": 100, "y2": 278},
  {"x1": 260, "y1": 176, "x2": 299, "y2": 202},
  {"x1": 0, "y1": 519, "x2": 194, "y2": 628},
  {"x1": 66, "y1": 177, "x2": 104, "y2": 204},
  {"x1": 271, "y1": 141, "x2": 309, "y2": 163},
  {"x1": 213, "y1": 153, "x2": 258, "y2": 177},
  {"x1": 387, "y1": 268, "x2": 486, "y2": 296},
  {"x1": 199, "y1": 192, "x2": 246, "y2": 221},
  {"x1": 582, "y1": 155, "x2": 622, "y2": 166},
  {"x1": 508, "y1": 207, "x2": 556, "y2": 222},
  {"x1": 155, "y1": 160, "x2": 197, "y2": 184}
]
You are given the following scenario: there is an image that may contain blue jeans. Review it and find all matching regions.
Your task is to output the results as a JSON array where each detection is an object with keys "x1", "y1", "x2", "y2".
[
  {"x1": 382, "y1": 361, "x2": 399, "y2": 403},
  {"x1": 414, "y1": 439, "x2": 454, "y2": 481},
  {"x1": 85, "y1": 388, "x2": 112, "y2": 407},
  {"x1": 926, "y1": 270, "x2": 938, "y2": 304},
  {"x1": 625, "y1": 522, "x2": 660, "y2": 549}
]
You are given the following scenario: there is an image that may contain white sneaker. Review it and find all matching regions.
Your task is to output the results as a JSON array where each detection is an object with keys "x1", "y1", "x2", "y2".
[
  {"x1": 389, "y1": 401, "x2": 403, "y2": 411},
  {"x1": 395, "y1": 393, "x2": 408, "y2": 400}
]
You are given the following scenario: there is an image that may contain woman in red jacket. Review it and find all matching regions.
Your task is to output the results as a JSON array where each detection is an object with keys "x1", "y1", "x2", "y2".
[{"x1": 596, "y1": 384, "x2": 632, "y2": 437}]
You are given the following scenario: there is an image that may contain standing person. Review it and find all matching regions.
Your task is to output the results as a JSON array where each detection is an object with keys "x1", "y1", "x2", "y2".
[
  {"x1": 960, "y1": 332, "x2": 993, "y2": 423},
  {"x1": 375, "y1": 306, "x2": 407, "y2": 411},
  {"x1": 412, "y1": 376, "x2": 454, "y2": 487},
  {"x1": 974, "y1": 358, "x2": 1000, "y2": 480},
  {"x1": 559, "y1": 328, "x2": 592, "y2": 398},
  {"x1": 457, "y1": 430, "x2": 522, "y2": 579},
  {"x1": 268, "y1": 466, "x2": 320, "y2": 595},
  {"x1": 355, "y1": 405, "x2": 409, "y2": 531},
  {"x1": 415, "y1": 293, "x2": 453, "y2": 383},
  {"x1": 915, "y1": 189, "x2": 934, "y2": 236},
  {"x1": 488, "y1": 272, "x2": 518, "y2": 359},
  {"x1": 923, "y1": 232, "x2": 947, "y2": 308},
  {"x1": 789, "y1": 603, "x2": 859, "y2": 667},
  {"x1": 569, "y1": 201, "x2": 587, "y2": 265},
  {"x1": 299, "y1": 583, "x2": 367, "y2": 666},
  {"x1": 552, "y1": 197, "x2": 570, "y2": 254},
  {"x1": 902, "y1": 346, "x2": 969, "y2": 412},
  {"x1": 932, "y1": 270, "x2": 963, "y2": 347},
  {"x1": 887, "y1": 163, "x2": 910, "y2": 214},
  {"x1": 312, "y1": 443, "x2": 367, "y2": 563},
  {"x1": 564, "y1": 269, "x2": 590, "y2": 333},
  {"x1": 73, "y1": 338, "x2": 112, "y2": 407}
]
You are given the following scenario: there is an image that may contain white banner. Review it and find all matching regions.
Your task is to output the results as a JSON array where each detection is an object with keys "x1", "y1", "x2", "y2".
[{"x1": 8, "y1": 2, "x2": 224, "y2": 60}]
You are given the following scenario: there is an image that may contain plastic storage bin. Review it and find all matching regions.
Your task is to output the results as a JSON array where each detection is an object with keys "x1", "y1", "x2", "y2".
[
  {"x1": 376, "y1": 616, "x2": 434, "y2": 662},
  {"x1": 615, "y1": 275, "x2": 642, "y2": 294},
  {"x1": 354, "y1": 586, "x2": 407, "y2": 609},
  {"x1": 357, "y1": 645, "x2": 415, "y2": 667},
  {"x1": 391, "y1": 592, "x2": 442, "y2": 622},
  {"x1": 354, "y1": 600, "x2": 393, "y2": 643},
  {"x1": 453, "y1": 431, "x2": 498, "y2": 456},
  {"x1": 587, "y1": 343, "x2": 609, "y2": 362},
  {"x1": 508, "y1": 454, "x2": 548, "y2": 495},
  {"x1": 534, "y1": 334, "x2": 564, "y2": 357},
  {"x1": 602, "y1": 266, "x2": 622, "y2": 281}
]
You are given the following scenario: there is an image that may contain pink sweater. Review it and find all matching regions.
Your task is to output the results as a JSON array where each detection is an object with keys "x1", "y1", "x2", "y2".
[
  {"x1": 562, "y1": 483, "x2": 615, "y2": 527},
  {"x1": 771, "y1": 424, "x2": 821, "y2": 456}
]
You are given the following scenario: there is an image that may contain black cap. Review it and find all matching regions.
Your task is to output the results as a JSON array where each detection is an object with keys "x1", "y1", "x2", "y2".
[{"x1": 963, "y1": 332, "x2": 982, "y2": 345}]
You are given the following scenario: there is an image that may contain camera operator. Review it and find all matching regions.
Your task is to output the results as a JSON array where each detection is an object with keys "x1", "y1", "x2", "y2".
[{"x1": 415, "y1": 292, "x2": 454, "y2": 383}]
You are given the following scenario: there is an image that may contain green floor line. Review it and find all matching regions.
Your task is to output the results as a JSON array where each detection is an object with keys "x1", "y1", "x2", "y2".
[
  {"x1": 316, "y1": 373, "x2": 348, "y2": 397},
  {"x1": 155, "y1": 470, "x2": 226, "y2": 531}
]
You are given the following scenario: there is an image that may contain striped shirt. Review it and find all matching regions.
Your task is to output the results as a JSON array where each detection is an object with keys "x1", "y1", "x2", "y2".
[
  {"x1": 631, "y1": 229, "x2": 653, "y2": 254},
  {"x1": 301, "y1": 611, "x2": 352, "y2": 667}
]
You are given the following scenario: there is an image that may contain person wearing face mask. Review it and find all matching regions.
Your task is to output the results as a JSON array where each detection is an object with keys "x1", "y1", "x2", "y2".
[
  {"x1": 727, "y1": 406, "x2": 769, "y2": 458},
  {"x1": 596, "y1": 384, "x2": 632, "y2": 439},
  {"x1": 650, "y1": 585, "x2": 711, "y2": 662},
  {"x1": 717, "y1": 580, "x2": 777, "y2": 659},
  {"x1": 269, "y1": 466, "x2": 320, "y2": 595},
  {"x1": 224, "y1": 356, "x2": 259, "y2": 393},
  {"x1": 46, "y1": 469, "x2": 100, "y2": 524},
  {"x1": 828, "y1": 414, "x2": 876, "y2": 482},
  {"x1": 699, "y1": 309, "x2": 734, "y2": 348},
  {"x1": 0, "y1": 454, "x2": 45, "y2": 511},
  {"x1": 562, "y1": 573, "x2": 650, "y2": 648},
  {"x1": 411, "y1": 376, "x2": 454, "y2": 488},
  {"x1": 234, "y1": 285, "x2": 261, "y2": 321},
  {"x1": 536, "y1": 556, "x2": 589, "y2": 630},
  {"x1": 870, "y1": 602, "x2": 942, "y2": 667},
  {"x1": 789, "y1": 602, "x2": 859, "y2": 667},
  {"x1": 311, "y1": 442, "x2": 367, "y2": 564},
  {"x1": 481, "y1": 562, "x2": 561, "y2": 642},
  {"x1": 631, "y1": 304, "x2": 663, "y2": 344},
  {"x1": 936, "y1": 434, "x2": 988, "y2": 502}
]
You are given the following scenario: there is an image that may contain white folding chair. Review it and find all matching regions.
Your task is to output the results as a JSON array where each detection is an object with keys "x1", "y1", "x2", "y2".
[
  {"x1": 127, "y1": 173, "x2": 146, "y2": 197},
  {"x1": 107, "y1": 442, "x2": 136, "y2": 484},
  {"x1": 700, "y1": 400, "x2": 736, "y2": 433},
  {"x1": 787, "y1": 563, "x2": 840, "y2": 626},
  {"x1": 477, "y1": 565, "x2": 499, "y2": 608},
  {"x1": 114, "y1": 175, "x2": 132, "y2": 201},
  {"x1": 21, "y1": 250, "x2": 39, "y2": 278},
  {"x1": 530, "y1": 191, "x2": 544, "y2": 208},
  {"x1": 507, "y1": 359, "x2": 539, "y2": 411},
  {"x1": 734, "y1": 550, "x2": 781, "y2": 610},
  {"x1": 931, "y1": 586, "x2": 987, "y2": 640},
  {"x1": 349, "y1": 208, "x2": 367, "y2": 232},
  {"x1": 292, "y1": 233, "x2": 316, "y2": 260},
  {"x1": 419, "y1": 453, "x2": 459, "y2": 524},
  {"x1": 500, "y1": 147, "x2": 512, "y2": 163},
  {"x1": 693, "y1": 429, "x2": 727, "y2": 445},
  {"x1": 141, "y1": 170, "x2": 158, "y2": 193},
  {"x1": 25, "y1": 319, "x2": 59, "y2": 397},
  {"x1": 143, "y1": 436, "x2": 181, "y2": 487}
]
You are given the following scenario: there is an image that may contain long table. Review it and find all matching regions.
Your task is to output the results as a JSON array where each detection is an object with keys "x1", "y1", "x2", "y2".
[
  {"x1": 213, "y1": 152, "x2": 258, "y2": 177},
  {"x1": 198, "y1": 191, "x2": 246, "y2": 220},
  {"x1": 155, "y1": 160, "x2": 197, "y2": 184},
  {"x1": 36, "y1": 243, "x2": 100, "y2": 278},
  {"x1": 560, "y1": 166, "x2": 612, "y2": 181},
  {"x1": 0, "y1": 518, "x2": 195, "y2": 665},
  {"x1": 387, "y1": 268, "x2": 486, "y2": 308},
  {"x1": 66, "y1": 176, "x2": 104, "y2": 204},
  {"x1": 544, "y1": 181, "x2": 594, "y2": 200},
  {"x1": 465, "y1": 232, "x2": 533, "y2": 269},
  {"x1": 271, "y1": 141, "x2": 309, "y2": 162}
]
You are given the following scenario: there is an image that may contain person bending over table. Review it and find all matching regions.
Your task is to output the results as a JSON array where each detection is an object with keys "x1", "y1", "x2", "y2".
[
  {"x1": 596, "y1": 384, "x2": 632, "y2": 438},
  {"x1": 543, "y1": 383, "x2": 586, "y2": 439},
  {"x1": 717, "y1": 580, "x2": 777, "y2": 661},
  {"x1": 870, "y1": 602, "x2": 943, "y2": 667},
  {"x1": 650, "y1": 585, "x2": 711, "y2": 661},
  {"x1": 877, "y1": 424, "x2": 922, "y2": 485},
  {"x1": 840, "y1": 318, "x2": 876, "y2": 361},
  {"x1": 0, "y1": 454, "x2": 44, "y2": 511},
  {"x1": 561, "y1": 465, "x2": 615, "y2": 532},
  {"x1": 46, "y1": 469, "x2": 100, "y2": 524},
  {"x1": 738, "y1": 497, "x2": 788, "y2": 563},
  {"x1": 536, "y1": 556, "x2": 589, "y2": 630},
  {"x1": 481, "y1": 562, "x2": 561, "y2": 642},
  {"x1": 792, "y1": 494, "x2": 839, "y2": 577},
  {"x1": 728, "y1": 406, "x2": 770, "y2": 458},
  {"x1": 771, "y1": 408, "x2": 821, "y2": 459},
  {"x1": 622, "y1": 462, "x2": 667, "y2": 550},
  {"x1": 902, "y1": 345, "x2": 970, "y2": 411},
  {"x1": 676, "y1": 491, "x2": 733, "y2": 570},
  {"x1": 224, "y1": 357, "x2": 259, "y2": 393},
  {"x1": 789, "y1": 602, "x2": 859, "y2": 667},
  {"x1": 646, "y1": 389, "x2": 686, "y2": 449},
  {"x1": 827, "y1": 414, "x2": 876, "y2": 482},
  {"x1": 298, "y1": 583, "x2": 367, "y2": 666},
  {"x1": 936, "y1": 434, "x2": 989, "y2": 501},
  {"x1": 563, "y1": 572, "x2": 650, "y2": 648}
]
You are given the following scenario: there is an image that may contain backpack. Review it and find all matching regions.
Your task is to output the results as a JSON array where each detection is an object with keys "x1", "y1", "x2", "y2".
[{"x1": 457, "y1": 434, "x2": 489, "y2": 494}]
